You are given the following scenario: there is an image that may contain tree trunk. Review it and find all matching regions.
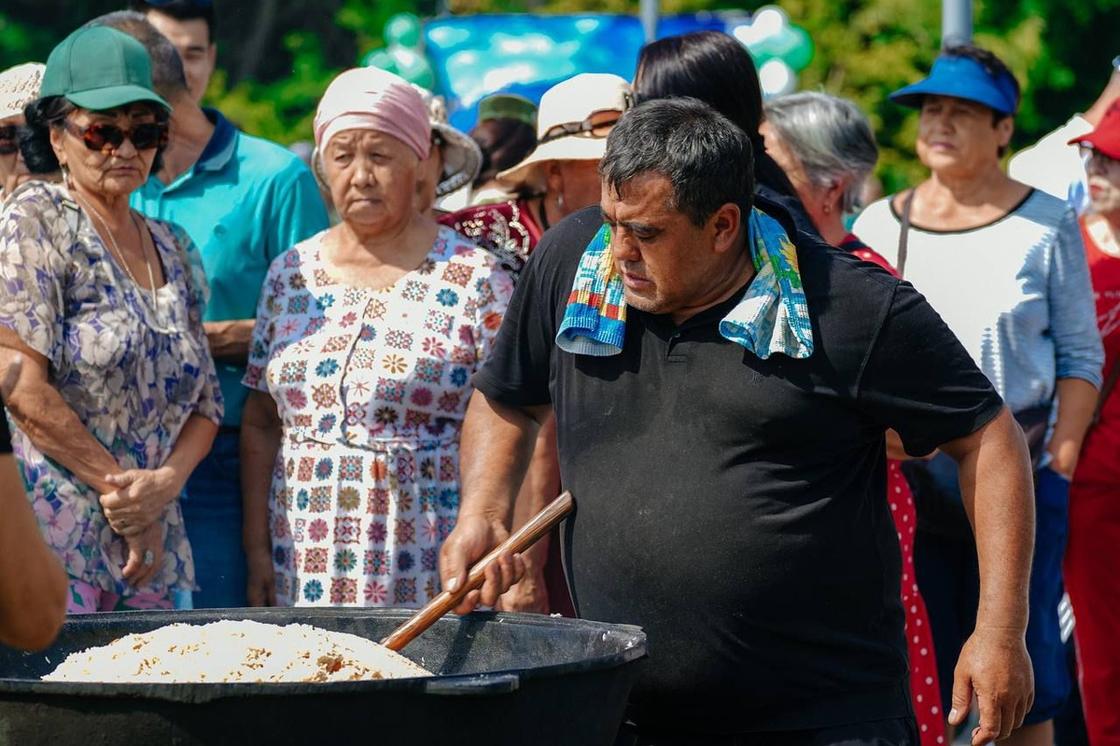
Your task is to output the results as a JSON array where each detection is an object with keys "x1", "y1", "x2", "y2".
[{"x1": 234, "y1": 0, "x2": 280, "y2": 86}]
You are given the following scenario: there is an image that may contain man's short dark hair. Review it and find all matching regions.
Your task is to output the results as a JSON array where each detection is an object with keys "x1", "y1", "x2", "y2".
[
  {"x1": 87, "y1": 11, "x2": 190, "y2": 100},
  {"x1": 129, "y1": 0, "x2": 215, "y2": 40},
  {"x1": 599, "y1": 97, "x2": 754, "y2": 227}
]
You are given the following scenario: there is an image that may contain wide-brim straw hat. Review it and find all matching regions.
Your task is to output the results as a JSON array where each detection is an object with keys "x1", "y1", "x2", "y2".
[
  {"x1": 413, "y1": 85, "x2": 482, "y2": 197},
  {"x1": 0, "y1": 62, "x2": 45, "y2": 120},
  {"x1": 496, "y1": 73, "x2": 631, "y2": 192}
]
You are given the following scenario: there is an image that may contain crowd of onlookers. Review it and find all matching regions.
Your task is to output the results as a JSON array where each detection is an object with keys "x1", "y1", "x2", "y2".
[{"x1": 1, "y1": 1, "x2": 1120, "y2": 744}]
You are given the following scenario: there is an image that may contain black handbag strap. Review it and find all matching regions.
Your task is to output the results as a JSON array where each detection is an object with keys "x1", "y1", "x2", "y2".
[
  {"x1": 896, "y1": 189, "x2": 916, "y2": 278},
  {"x1": 1093, "y1": 358, "x2": 1120, "y2": 426}
]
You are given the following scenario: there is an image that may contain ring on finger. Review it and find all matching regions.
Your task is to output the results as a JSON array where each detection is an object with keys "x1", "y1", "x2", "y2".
[{"x1": 142, "y1": 549, "x2": 155, "y2": 567}]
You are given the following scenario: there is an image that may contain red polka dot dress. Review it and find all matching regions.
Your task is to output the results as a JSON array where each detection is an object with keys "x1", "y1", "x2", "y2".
[
  {"x1": 844, "y1": 235, "x2": 946, "y2": 745},
  {"x1": 889, "y1": 461, "x2": 946, "y2": 745}
]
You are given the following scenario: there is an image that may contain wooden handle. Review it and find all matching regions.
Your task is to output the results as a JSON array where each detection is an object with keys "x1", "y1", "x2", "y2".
[{"x1": 381, "y1": 491, "x2": 574, "y2": 651}]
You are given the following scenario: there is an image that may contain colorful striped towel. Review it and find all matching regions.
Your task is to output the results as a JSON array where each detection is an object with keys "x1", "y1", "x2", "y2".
[{"x1": 556, "y1": 207, "x2": 813, "y2": 360}]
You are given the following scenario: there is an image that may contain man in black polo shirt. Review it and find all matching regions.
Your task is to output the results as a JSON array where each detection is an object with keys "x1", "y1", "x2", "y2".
[{"x1": 441, "y1": 99, "x2": 1034, "y2": 745}]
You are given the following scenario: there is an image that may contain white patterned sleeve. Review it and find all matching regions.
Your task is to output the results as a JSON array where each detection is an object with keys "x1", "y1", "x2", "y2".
[
  {"x1": 0, "y1": 187, "x2": 67, "y2": 362},
  {"x1": 243, "y1": 254, "x2": 286, "y2": 393},
  {"x1": 1049, "y1": 207, "x2": 1104, "y2": 388},
  {"x1": 472, "y1": 263, "x2": 515, "y2": 366}
]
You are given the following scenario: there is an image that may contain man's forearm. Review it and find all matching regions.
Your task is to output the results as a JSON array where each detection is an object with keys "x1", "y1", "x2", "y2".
[
  {"x1": 204, "y1": 320, "x2": 255, "y2": 363},
  {"x1": 0, "y1": 454, "x2": 67, "y2": 650},
  {"x1": 509, "y1": 416, "x2": 561, "y2": 565},
  {"x1": 946, "y1": 408, "x2": 1034, "y2": 630},
  {"x1": 459, "y1": 393, "x2": 549, "y2": 529}
]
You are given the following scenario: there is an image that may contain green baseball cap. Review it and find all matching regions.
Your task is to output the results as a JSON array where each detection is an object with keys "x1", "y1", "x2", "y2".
[
  {"x1": 41, "y1": 26, "x2": 170, "y2": 112},
  {"x1": 478, "y1": 94, "x2": 537, "y2": 128}
]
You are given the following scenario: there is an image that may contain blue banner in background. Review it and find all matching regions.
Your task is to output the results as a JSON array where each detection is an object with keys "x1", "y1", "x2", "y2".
[{"x1": 424, "y1": 14, "x2": 737, "y2": 131}]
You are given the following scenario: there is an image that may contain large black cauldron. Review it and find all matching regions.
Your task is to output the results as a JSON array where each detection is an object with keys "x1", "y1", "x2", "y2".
[{"x1": 0, "y1": 607, "x2": 646, "y2": 745}]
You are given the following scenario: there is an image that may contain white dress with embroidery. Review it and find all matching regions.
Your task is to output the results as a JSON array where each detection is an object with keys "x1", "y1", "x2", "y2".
[{"x1": 244, "y1": 227, "x2": 513, "y2": 607}]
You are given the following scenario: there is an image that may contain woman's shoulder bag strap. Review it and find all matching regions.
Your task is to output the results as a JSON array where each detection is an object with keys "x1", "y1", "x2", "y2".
[{"x1": 896, "y1": 188, "x2": 916, "y2": 278}]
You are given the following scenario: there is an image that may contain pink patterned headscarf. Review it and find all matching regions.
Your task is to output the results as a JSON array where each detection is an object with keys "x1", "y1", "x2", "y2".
[{"x1": 313, "y1": 67, "x2": 431, "y2": 160}]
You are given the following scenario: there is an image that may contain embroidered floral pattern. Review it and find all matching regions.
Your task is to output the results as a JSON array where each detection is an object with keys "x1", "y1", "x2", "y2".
[{"x1": 244, "y1": 227, "x2": 512, "y2": 607}]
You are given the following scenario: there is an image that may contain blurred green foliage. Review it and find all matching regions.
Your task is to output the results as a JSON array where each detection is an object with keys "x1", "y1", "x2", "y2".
[
  {"x1": 776, "y1": 0, "x2": 1118, "y2": 191},
  {"x1": 2, "y1": 0, "x2": 1118, "y2": 191}
]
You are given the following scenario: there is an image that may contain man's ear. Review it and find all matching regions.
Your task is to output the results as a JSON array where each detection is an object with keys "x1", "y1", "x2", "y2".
[
  {"x1": 709, "y1": 203, "x2": 743, "y2": 255},
  {"x1": 996, "y1": 116, "x2": 1014, "y2": 150}
]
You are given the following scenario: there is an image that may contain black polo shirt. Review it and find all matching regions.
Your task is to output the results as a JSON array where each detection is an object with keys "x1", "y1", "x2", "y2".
[{"x1": 473, "y1": 199, "x2": 1003, "y2": 734}]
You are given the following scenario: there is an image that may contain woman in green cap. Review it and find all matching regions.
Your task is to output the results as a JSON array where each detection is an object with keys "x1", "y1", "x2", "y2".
[{"x1": 0, "y1": 25, "x2": 221, "y2": 613}]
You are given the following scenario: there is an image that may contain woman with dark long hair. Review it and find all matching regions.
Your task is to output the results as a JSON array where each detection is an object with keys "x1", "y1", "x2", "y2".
[
  {"x1": 762, "y1": 91, "x2": 945, "y2": 746},
  {"x1": 438, "y1": 74, "x2": 631, "y2": 616},
  {"x1": 632, "y1": 30, "x2": 814, "y2": 234}
]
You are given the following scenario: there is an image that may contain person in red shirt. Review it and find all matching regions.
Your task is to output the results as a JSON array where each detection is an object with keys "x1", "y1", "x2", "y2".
[
  {"x1": 1066, "y1": 100, "x2": 1120, "y2": 746},
  {"x1": 762, "y1": 92, "x2": 947, "y2": 746}
]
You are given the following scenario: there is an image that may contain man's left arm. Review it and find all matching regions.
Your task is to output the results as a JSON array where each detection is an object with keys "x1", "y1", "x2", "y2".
[
  {"x1": 205, "y1": 162, "x2": 330, "y2": 363},
  {"x1": 939, "y1": 408, "x2": 1034, "y2": 744}
]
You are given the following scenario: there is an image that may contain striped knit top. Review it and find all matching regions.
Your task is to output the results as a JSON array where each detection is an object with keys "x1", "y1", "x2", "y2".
[{"x1": 853, "y1": 189, "x2": 1103, "y2": 412}]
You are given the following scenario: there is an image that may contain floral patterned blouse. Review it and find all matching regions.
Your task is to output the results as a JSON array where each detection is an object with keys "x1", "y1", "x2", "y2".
[
  {"x1": 0, "y1": 181, "x2": 223, "y2": 597},
  {"x1": 243, "y1": 227, "x2": 513, "y2": 607}
]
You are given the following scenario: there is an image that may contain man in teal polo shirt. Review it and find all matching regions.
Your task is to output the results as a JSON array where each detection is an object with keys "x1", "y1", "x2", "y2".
[{"x1": 95, "y1": 11, "x2": 329, "y2": 608}]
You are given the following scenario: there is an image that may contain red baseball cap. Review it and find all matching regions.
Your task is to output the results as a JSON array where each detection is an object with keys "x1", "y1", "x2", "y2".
[{"x1": 1070, "y1": 100, "x2": 1120, "y2": 160}]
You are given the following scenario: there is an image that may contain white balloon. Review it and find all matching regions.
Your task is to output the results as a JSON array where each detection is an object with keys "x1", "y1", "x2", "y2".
[
  {"x1": 752, "y1": 6, "x2": 788, "y2": 38},
  {"x1": 732, "y1": 22, "x2": 763, "y2": 47},
  {"x1": 759, "y1": 59, "x2": 797, "y2": 98}
]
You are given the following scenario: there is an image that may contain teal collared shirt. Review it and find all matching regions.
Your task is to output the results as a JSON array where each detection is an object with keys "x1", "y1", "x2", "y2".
[{"x1": 132, "y1": 109, "x2": 329, "y2": 426}]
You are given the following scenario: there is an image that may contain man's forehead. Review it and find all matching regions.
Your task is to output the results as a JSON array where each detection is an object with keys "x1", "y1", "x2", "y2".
[
  {"x1": 147, "y1": 11, "x2": 211, "y2": 47},
  {"x1": 601, "y1": 172, "x2": 674, "y2": 219}
]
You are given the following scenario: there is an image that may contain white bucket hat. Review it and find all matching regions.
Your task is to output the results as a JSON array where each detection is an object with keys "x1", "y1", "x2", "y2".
[
  {"x1": 0, "y1": 62, "x2": 45, "y2": 120},
  {"x1": 413, "y1": 85, "x2": 483, "y2": 197},
  {"x1": 496, "y1": 73, "x2": 632, "y2": 191}
]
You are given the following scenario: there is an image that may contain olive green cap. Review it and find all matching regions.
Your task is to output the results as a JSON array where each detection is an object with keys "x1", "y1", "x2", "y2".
[{"x1": 477, "y1": 94, "x2": 537, "y2": 127}]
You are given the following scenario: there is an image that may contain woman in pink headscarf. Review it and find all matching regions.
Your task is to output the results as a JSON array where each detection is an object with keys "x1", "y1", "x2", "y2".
[{"x1": 240, "y1": 67, "x2": 515, "y2": 608}]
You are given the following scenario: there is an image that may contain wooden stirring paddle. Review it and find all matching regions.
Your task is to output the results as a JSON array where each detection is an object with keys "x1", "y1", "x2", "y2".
[{"x1": 381, "y1": 491, "x2": 575, "y2": 652}]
